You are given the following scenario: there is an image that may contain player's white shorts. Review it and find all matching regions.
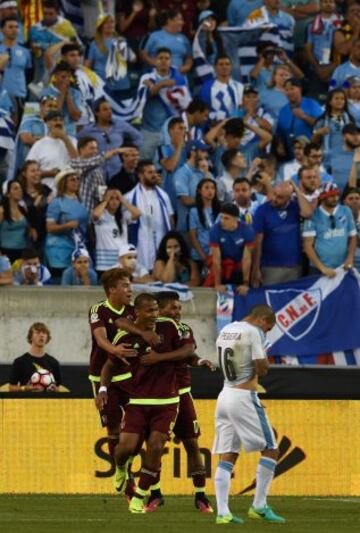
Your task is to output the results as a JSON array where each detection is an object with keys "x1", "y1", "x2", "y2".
[{"x1": 212, "y1": 387, "x2": 277, "y2": 454}]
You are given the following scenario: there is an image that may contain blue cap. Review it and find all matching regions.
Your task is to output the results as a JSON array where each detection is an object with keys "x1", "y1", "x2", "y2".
[
  {"x1": 198, "y1": 10, "x2": 216, "y2": 24},
  {"x1": 185, "y1": 140, "x2": 211, "y2": 156}
]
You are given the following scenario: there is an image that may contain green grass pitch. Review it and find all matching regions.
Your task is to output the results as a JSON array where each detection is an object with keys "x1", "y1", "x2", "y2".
[{"x1": 0, "y1": 495, "x2": 359, "y2": 533}]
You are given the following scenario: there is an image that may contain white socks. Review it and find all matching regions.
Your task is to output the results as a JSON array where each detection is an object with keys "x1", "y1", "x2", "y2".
[
  {"x1": 215, "y1": 461, "x2": 234, "y2": 516},
  {"x1": 253, "y1": 457, "x2": 277, "y2": 509}
]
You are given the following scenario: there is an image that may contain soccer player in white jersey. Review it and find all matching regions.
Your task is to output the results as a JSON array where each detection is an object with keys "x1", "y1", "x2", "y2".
[{"x1": 213, "y1": 304, "x2": 285, "y2": 525}]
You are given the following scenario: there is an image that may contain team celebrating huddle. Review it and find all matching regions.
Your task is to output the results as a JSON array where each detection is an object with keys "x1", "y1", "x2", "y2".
[{"x1": 89, "y1": 267, "x2": 284, "y2": 524}]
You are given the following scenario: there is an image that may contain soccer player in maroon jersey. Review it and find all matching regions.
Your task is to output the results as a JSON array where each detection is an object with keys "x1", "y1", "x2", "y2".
[{"x1": 97, "y1": 293, "x2": 194, "y2": 514}]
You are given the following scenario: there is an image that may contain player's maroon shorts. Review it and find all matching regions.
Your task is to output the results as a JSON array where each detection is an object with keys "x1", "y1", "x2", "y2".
[
  {"x1": 92, "y1": 382, "x2": 129, "y2": 429},
  {"x1": 173, "y1": 392, "x2": 200, "y2": 440},
  {"x1": 121, "y1": 403, "x2": 179, "y2": 437}
]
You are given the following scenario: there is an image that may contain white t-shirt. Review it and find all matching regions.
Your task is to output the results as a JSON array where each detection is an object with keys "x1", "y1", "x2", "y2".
[
  {"x1": 26, "y1": 136, "x2": 78, "y2": 189},
  {"x1": 94, "y1": 209, "x2": 131, "y2": 271},
  {"x1": 216, "y1": 321, "x2": 267, "y2": 387}
]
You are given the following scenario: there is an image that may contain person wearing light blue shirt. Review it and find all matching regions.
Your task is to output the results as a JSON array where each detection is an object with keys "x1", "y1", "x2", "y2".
[
  {"x1": 303, "y1": 183, "x2": 357, "y2": 273},
  {"x1": 247, "y1": 1, "x2": 295, "y2": 55},
  {"x1": 330, "y1": 40, "x2": 360, "y2": 89},
  {"x1": 227, "y1": 0, "x2": 263, "y2": 27},
  {"x1": 40, "y1": 80, "x2": 82, "y2": 138},
  {"x1": 141, "y1": 11, "x2": 192, "y2": 72},
  {"x1": 328, "y1": 123, "x2": 360, "y2": 191},
  {"x1": 0, "y1": 17, "x2": 31, "y2": 99}
]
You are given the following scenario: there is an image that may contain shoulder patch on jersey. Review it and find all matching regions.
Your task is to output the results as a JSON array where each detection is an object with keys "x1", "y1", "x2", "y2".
[{"x1": 90, "y1": 312, "x2": 100, "y2": 323}]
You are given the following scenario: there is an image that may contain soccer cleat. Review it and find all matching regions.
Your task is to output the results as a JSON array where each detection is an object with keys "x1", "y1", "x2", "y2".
[
  {"x1": 129, "y1": 496, "x2": 146, "y2": 514},
  {"x1": 195, "y1": 494, "x2": 214, "y2": 513},
  {"x1": 248, "y1": 505, "x2": 285, "y2": 523},
  {"x1": 216, "y1": 513, "x2": 244, "y2": 525},
  {"x1": 145, "y1": 492, "x2": 165, "y2": 513},
  {"x1": 113, "y1": 464, "x2": 128, "y2": 494}
]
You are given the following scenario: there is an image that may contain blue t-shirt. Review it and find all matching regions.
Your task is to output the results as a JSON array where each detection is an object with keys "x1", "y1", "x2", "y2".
[
  {"x1": 174, "y1": 164, "x2": 205, "y2": 232},
  {"x1": 0, "y1": 43, "x2": 32, "y2": 98},
  {"x1": 40, "y1": 85, "x2": 82, "y2": 137},
  {"x1": 154, "y1": 142, "x2": 187, "y2": 208},
  {"x1": 253, "y1": 199, "x2": 302, "y2": 267},
  {"x1": 306, "y1": 17, "x2": 337, "y2": 64},
  {"x1": 303, "y1": 205, "x2": 356, "y2": 268},
  {"x1": 141, "y1": 72, "x2": 177, "y2": 132},
  {"x1": 227, "y1": 0, "x2": 263, "y2": 26},
  {"x1": 259, "y1": 88, "x2": 288, "y2": 121},
  {"x1": 329, "y1": 149, "x2": 360, "y2": 191},
  {"x1": 61, "y1": 266, "x2": 98, "y2": 286},
  {"x1": 45, "y1": 197, "x2": 89, "y2": 269},
  {"x1": 315, "y1": 113, "x2": 352, "y2": 167},
  {"x1": 189, "y1": 206, "x2": 216, "y2": 260},
  {"x1": 144, "y1": 29, "x2": 191, "y2": 69},
  {"x1": 330, "y1": 61, "x2": 360, "y2": 89},
  {"x1": 277, "y1": 97, "x2": 323, "y2": 155},
  {"x1": 209, "y1": 220, "x2": 255, "y2": 263},
  {"x1": 0, "y1": 254, "x2": 11, "y2": 272},
  {"x1": 251, "y1": 66, "x2": 274, "y2": 92},
  {"x1": 87, "y1": 38, "x2": 131, "y2": 90}
]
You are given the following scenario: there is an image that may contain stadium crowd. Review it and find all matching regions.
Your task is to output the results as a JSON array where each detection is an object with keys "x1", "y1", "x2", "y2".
[{"x1": 0, "y1": 0, "x2": 359, "y2": 290}]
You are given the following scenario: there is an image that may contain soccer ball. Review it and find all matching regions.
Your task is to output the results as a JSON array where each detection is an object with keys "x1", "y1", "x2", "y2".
[{"x1": 30, "y1": 369, "x2": 56, "y2": 391}]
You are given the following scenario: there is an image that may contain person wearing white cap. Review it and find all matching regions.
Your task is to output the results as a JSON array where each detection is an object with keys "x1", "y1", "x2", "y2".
[
  {"x1": 61, "y1": 247, "x2": 98, "y2": 285},
  {"x1": 111, "y1": 243, "x2": 152, "y2": 284},
  {"x1": 45, "y1": 166, "x2": 88, "y2": 281}
]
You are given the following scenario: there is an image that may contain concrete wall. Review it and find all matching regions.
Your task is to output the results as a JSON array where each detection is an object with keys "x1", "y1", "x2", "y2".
[{"x1": 0, "y1": 288, "x2": 218, "y2": 365}]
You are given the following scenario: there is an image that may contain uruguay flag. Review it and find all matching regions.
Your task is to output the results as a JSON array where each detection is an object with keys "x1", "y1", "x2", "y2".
[{"x1": 232, "y1": 269, "x2": 360, "y2": 364}]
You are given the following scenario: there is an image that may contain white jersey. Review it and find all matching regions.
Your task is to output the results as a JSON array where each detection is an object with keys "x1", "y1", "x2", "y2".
[
  {"x1": 93, "y1": 209, "x2": 131, "y2": 271},
  {"x1": 216, "y1": 321, "x2": 267, "y2": 387}
]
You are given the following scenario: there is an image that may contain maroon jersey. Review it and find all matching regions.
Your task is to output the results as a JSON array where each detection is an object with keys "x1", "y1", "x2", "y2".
[
  {"x1": 174, "y1": 321, "x2": 196, "y2": 391},
  {"x1": 88, "y1": 300, "x2": 135, "y2": 379},
  {"x1": 111, "y1": 318, "x2": 185, "y2": 404}
]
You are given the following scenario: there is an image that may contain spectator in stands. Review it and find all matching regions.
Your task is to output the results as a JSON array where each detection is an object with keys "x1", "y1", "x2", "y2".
[
  {"x1": 329, "y1": 123, "x2": 360, "y2": 191},
  {"x1": 140, "y1": 48, "x2": 188, "y2": 160},
  {"x1": 117, "y1": 1, "x2": 158, "y2": 52},
  {"x1": 9, "y1": 322, "x2": 62, "y2": 392},
  {"x1": 193, "y1": 10, "x2": 225, "y2": 70},
  {"x1": 26, "y1": 110, "x2": 78, "y2": 190},
  {"x1": 297, "y1": 166, "x2": 321, "y2": 208},
  {"x1": 333, "y1": 3, "x2": 360, "y2": 64},
  {"x1": 108, "y1": 144, "x2": 140, "y2": 194},
  {"x1": 0, "y1": 0, "x2": 25, "y2": 44},
  {"x1": 204, "y1": 203, "x2": 255, "y2": 291},
  {"x1": 40, "y1": 61, "x2": 82, "y2": 137},
  {"x1": 157, "y1": 0, "x2": 196, "y2": 37},
  {"x1": 160, "y1": 99, "x2": 210, "y2": 146},
  {"x1": 331, "y1": 38, "x2": 360, "y2": 89},
  {"x1": 174, "y1": 140, "x2": 211, "y2": 232},
  {"x1": 259, "y1": 63, "x2": 291, "y2": 120},
  {"x1": 250, "y1": 41, "x2": 303, "y2": 92},
  {"x1": 0, "y1": 249, "x2": 12, "y2": 285},
  {"x1": 343, "y1": 187, "x2": 360, "y2": 271},
  {"x1": 140, "y1": 9, "x2": 193, "y2": 74},
  {"x1": 78, "y1": 98, "x2": 143, "y2": 182},
  {"x1": 111, "y1": 242, "x2": 152, "y2": 283},
  {"x1": 304, "y1": 142, "x2": 333, "y2": 184},
  {"x1": 61, "y1": 247, "x2": 97, "y2": 286},
  {"x1": 252, "y1": 181, "x2": 313, "y2": 286},
  {"x1": 233, "y1": 177, "x2": 261, "y2": 223},
  {"x1": 313, "y1": 89, "x2": 354, "y2": 168},
  {"x1": 18, "y1": 160, "x2": 52, "y2": 250},
  {"x1": 276, "y1": 77, "x2": 323, "y2": 159},
  {"x1": 347, "y1": 76, "x2": 360, "y2": 128},
  {"x1": 277, "y1": 136, "x2": 308, "y2": 182},
  {"x1": 18, "y1": 95, "x2": 58, "y2": 161},
  {"x1": 227, "y1": 0, "x2": 263, "y2": 27},
  {"x1": 0, "y1": 15, "x2": 32, "y2": 105},
  {"x1": 303, "y1": 182, "x2": 357, "y2": 275},
  {"x1": 45, "y1": 167, "x2": 88, "y2": 281},
  {"x1": 12, "y1": 247, "x2": 51, "y2": 286},
  {"x1": 29, "y1": 0, "x2": 78, "y2": 82},
  {"x1": 189, "y1": 177, "x2": 220, "y2": 271},
  {"x1": 0, "y1": 180, "x2": 34, "y2": 262},
  {"x1": 217, "y1": 148, "x2": 247, "y2": 203},
  {"x1": 92, "y1": 187, "x2": 141, "y2": 274},
  {"x1": 153, "y1": 230, "x2": 200, "y2": 286},
  {"x1": 206, "y1": 118, "x2": 245, "y2": 175},
  {"x1": 199, "y1": 55, "x2": 244, "y2": 120},
  {"x1": 125, "y1": 160, "x2": 174, "y2": 272},
  {"x1": 85, "y1": 14, "x2": 136, "y2": 101}
]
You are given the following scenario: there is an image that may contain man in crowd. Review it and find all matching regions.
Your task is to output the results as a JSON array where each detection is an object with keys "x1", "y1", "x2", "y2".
[
  {"x1": 233, "y1": 177, "x2": 261, "y2": 223},
  {"x1": 13, "y1": 248, "x2": 51, "y2": 286},
  {"x1": 61, "y1": 248, "x2": 98, "y2": 286},
  {"x1": 109, "y1": 145, "x2": 140, "y2": 195},
  {"x1": 217, "y1": 149, "x2": 247, "y2": 203}
]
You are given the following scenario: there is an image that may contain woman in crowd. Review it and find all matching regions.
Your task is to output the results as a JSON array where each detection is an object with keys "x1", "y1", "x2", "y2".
[
  {"x1": 18, "y1": 160, "x2": 52, "y2": 252},
  {"x1": 189, "y1": 178, "x2": 220, "y2": 274},
  {"x1": 153, "y1": 230, "x2": 200, "y2": 286},
  {"x1": 85, "y1": 14, "x2": 136, "y2": 101},
  {"x1": 313, "y1": 89, "x2": 354, "y2": 167},
  {"x1": 92, "y1": 187, "x2": 141, "y2": 274},
  {"x1": 259, "y1": 64, "x2": 291, "y2": 121},
  {"x1": 45, "y1": 167, "x2": 88, "y2": 281},
  {"x1": 0, "y1": 181, "x2": 34, "y2": 262}
]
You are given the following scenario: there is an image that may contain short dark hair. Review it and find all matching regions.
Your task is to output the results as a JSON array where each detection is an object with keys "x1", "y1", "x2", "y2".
[
  {"x1": 156, "y1": 47, "x2": 172, "y2": 56},
  {"x1": 42, "y1": 0, "x2": 60, "y2": 10},
  {"x1": 233, "y1": 177, "x2": 251, "y2": 188},
  {"x1": 137, "y1": 159, "x2": 154, "y2": 174},
  {"x1": 215, "y1": 54, "x2": 232, "y2": 64},
  {"x1": 156, "y1": 291, "x2": 180, "y2": 308},
  {"x1": 21, "y1": 248, "x2": 40, "y2": 261},
  {"x1": 298, "y1": 166, "x2": 314, "y2": 181},
  {"x1": 101, "y1": 268, "x2": 130, "y2": 296},
  {"x1": 1, "y1": 15, "x2": 18, "y2": 28},
  {"x1": 61, "y1": 43, "x2": 81, "y2": 56},
  {"x1": 160, "y1": 9, "x2": 181, "y2": 26},
  {"x1": 187, "y1": 99, "x2": 209, "y2": 114},
  {"x1": 52, "y1": 60, "x2": 73, "y2": 74},
  {"x1": 304, "y1": 142, "x2": 322, "y2": 157},
  {"x1": 249, "y1": 304, "x2": 276, "y2": 326},
  {"x1": 168, "y1": 117, "x2": 184, "y2": 130},
  {"x1": 342, "y1": 186, "x2": 360, "y2": 200},
  {"x1": 256, "y1": 41, "x2": 276, "y2": 55},
  {"x1": 77, "y1": 136, "x2": 97, "y2": 151},
  {"x1": 220, "y1": 203, "x2": 240, "y2": 218},
  {"x1": 223, "y1": 118, "x2": 244, "y2": 138},
  {"x1": 134, "y1": 293, "x2": 158, "y2": 309},
  {"x1": 221, "y1": 148, "x2": 240, "y2": 171},
  {"x1": 93, "y1": 97, "x2": 108, "y2": 114}
]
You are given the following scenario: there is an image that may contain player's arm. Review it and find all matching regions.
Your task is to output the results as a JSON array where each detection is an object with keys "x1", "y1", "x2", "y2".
[
  {"x1": 93, "y1": 327, "x2": 137, "y2": 362},
  {"x1": 115, "y1": 318, "x2": 160, "y2": 347},
  {"x1": 254, "y1": 358, "x2": 269, "y2": 376},
  {"x1": 187, "y1": 354, "x2": 216, "y2": 371},
  {"x1": 95, "y1": 358, "x2": 115, "y2": 410},
  {"x1": 140, "y1": 343, "x2": 194, "y2": 366}
]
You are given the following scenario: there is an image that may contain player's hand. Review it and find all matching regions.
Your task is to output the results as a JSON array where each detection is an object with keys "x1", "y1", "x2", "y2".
[
  {"x1": 112, "y1": 343, "x2": 138, "y2": 361},
  {"x1": 321, "y1": 266, "x2": 337, "y2": 277},
  {"x1": 197, "y1": 358, "x2": 216, "y2": 371},
  {"x1": 95, "y1": 391, "x2": 108, "y2": 410},
  {"x1": 140, "y1": 350, "x2": 160, "y2": 366},
  {"x1": 141, "y1": 330, "x2": 161, "y2": 347}
]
